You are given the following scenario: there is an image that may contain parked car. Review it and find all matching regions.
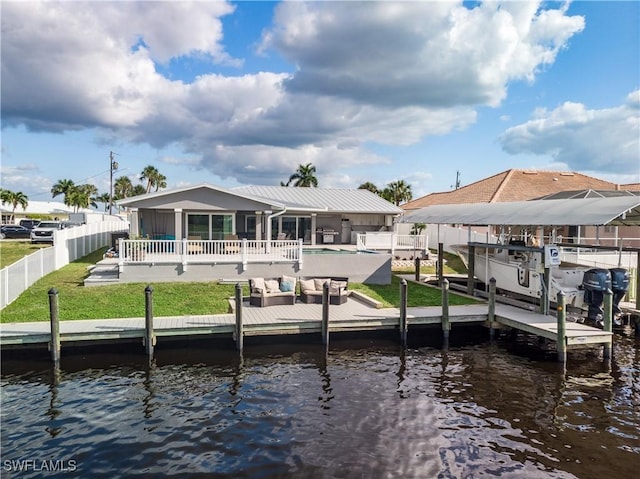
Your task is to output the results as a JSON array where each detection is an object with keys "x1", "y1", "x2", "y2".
[
  {"x1": 0, "y1": 224, "x2": 32, "y2": 239},
  {"x1": 30, "y1": 221, "x2": 63, "y2": 243},
  {"x1": 19, "y1": 219, "x2": 41, "y2": 230}
]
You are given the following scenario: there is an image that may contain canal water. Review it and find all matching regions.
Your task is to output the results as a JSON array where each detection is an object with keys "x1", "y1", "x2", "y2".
[{"x1": 1, "y1": 330, "x2": 638, "y2": 478}]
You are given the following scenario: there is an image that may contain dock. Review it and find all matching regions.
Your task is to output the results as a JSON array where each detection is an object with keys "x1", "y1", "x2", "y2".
[{"x1": 0, "y1": 291, "x2": 613, "y2": 363}]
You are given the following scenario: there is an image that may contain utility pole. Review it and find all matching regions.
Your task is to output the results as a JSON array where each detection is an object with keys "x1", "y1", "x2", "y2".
[
  {"x1": 109, "y1": 151, "x2": 118, "y2": 215},
  {"x1": 455, "y1": 170, "x2": 461, "y2": 189}
]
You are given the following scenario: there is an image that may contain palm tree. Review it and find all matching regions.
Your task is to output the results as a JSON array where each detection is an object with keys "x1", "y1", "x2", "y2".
[
  {"x1": 0, "y1": 189, "x2": 29, "y2": 222},
  {"x1": 140, "y1": 165, "x2": 165, "y2": 193},
  {"x1": 287, "y1": 163, "x2": 318, "y2": 187},
  {"x1": 114, "y1": 176, "x2": 134, "y2": 199},
  {"x1": 132, "y1": 184, "x2": 147, "y2": 196},
  {"x1": 51, "y1": 178, "x2": 76, "y2": 206},
  {"x1": 382, "y1": 180, "x2": 412, "y2": 206},
  {"x1": 95, "y1": 193, "x2": 111, "y2": 212},
  {"x1": 358, "y1": 182, "x2": 379, "y2": 194}
]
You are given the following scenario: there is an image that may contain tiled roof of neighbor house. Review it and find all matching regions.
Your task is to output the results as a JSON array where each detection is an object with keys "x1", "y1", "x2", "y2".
[
  {"x1": 234, "y1": 185, "x2": 404, "y2": 214},
  {"x1": 402, "y1": 169, "x2": 623, "y2": 210}
]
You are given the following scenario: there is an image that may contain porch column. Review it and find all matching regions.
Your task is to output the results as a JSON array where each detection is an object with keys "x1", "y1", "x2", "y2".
[
  {"x1": 130, "y1": 208, "x2": 140, "y2": 237},
  {"x1": 255, "y1": 211, "x2": 263, "y2": 240},
  {"x1": 174, "y1": 208, "x2": 183, "y2": 239},
  {"x1": 311, "y1": 214, "x2": 317, "y2": 246}
]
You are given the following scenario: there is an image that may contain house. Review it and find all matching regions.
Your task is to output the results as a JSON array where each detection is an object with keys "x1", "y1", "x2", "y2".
[
  {"x1": 112, "y1": 184, "x2": 404, "y2": 284},
  {"x1": 117, "y1": 183, "x2": 403, "y2": 245},
  {"x1": 401, "y1": 169, "x2": 640, "y2": 247}
]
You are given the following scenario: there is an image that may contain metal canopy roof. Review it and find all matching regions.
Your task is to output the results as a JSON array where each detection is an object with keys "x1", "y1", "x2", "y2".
[{"x1": 402, "y1": 196, "x2": 640, "y2": 227}]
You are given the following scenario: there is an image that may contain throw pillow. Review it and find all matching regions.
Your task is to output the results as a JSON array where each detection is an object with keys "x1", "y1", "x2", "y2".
[
  {"x1": 265, "y1": 279, "x2": 280, "y2": 293},
  {"x1": 300, "y1": 279, "x2": 315, "y2": 293},
  {"x1": 314, "y1": 278, "x2": 330, "y2": 291},
  {"x1": 280, "y1": 280, "x2": 294, "y2": 292},
  {"x1": 251, "y1": 277, "x2": 265, "y2": 293}
]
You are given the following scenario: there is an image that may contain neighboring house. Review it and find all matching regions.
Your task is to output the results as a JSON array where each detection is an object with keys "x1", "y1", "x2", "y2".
[
  {"x1": 401, "y1": 169, "x2": 640, "y2": 247},
  {"x1": 0, "y1": 200, "x2": 112, "y2": 224},
  {"x1": 117, "y1": 183, "x2": 403, "y2": 245}
]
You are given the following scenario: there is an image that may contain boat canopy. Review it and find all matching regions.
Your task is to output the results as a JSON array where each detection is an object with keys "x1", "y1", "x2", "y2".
[{"x1": 402, "y1": 196, "x2": 640, "y2": 227}]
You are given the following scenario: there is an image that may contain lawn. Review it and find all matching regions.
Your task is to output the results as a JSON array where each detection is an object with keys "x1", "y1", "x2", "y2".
[
  {"x1": 0, "y1": 241, "x2": 50, "y2": 269},
  {"x1": 1, "y1": 249, "x2": 478, "y2": 323}
]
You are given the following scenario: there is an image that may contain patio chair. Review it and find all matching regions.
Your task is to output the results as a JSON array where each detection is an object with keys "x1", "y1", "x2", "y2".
[
  {"x1": 224, "y1": 234, "x2": 241, "y2": 254},
  {"x1": 187, "y1": 235, "x2": 203, "y2": 254}
]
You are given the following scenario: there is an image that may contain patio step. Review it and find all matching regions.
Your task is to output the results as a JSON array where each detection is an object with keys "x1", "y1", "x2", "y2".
[{"x1": 84, "y1": 264, "x2": 120, "y2": 287}]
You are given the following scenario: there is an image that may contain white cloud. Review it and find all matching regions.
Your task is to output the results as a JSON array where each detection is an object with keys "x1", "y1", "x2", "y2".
[
  {"x1": 499, "y1": 90, "x2": 640, "y2": 175},
  {"x1": 2, "y1": 1, "x2": 586, "y2": 186}
]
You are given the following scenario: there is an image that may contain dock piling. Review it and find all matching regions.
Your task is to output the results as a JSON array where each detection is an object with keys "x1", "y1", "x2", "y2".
[
  {"x1": 48, "y1": 288, "x2": 60, "y2": 365},
  {"x1": 467, "y1": 245, "x2": 475, "y2": 296},
  {"x1": 144, "y1": 285, "x2": 155, "y2": 357},
  {"x1": 488, "y1": 277, "x2": 496, "y2": 340},
  {"x1": 556, "y1": 291, "x2": 566, "y2": 363},
  {"x1": 442, "y1": 278, "x2": 450, "y2": 345},
  {"x1": 603, "y1": 289, "x2": 613, "y2": 359},
  {"x1": 400, "y1": 278, "x2": 408, "y2": 347},
  {"x1": 438, "y1": 243, "x2": 444, "y2": 286},
  {"x1": 235, "y1": 283, "x2": 244, "y2": 353},
  {"x1": 322, "y1": 281, "x2": 330, "y2": 346}
]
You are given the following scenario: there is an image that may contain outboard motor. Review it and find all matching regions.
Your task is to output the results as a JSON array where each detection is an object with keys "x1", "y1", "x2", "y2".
[
  {"x1": 609, "y1": 268, "x2": 630, "y2": 318},
  {"x1": 581, "y1": 268, "x2": 611, "y2": 324}
]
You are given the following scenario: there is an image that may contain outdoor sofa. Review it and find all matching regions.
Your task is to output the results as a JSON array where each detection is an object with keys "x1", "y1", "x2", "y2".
[
  {"x1": 299, "y1": 276, "x2": 349, "y2": 305},
  {"x1": 249, "y1": 275, "x2": 297, "y2": 307}
]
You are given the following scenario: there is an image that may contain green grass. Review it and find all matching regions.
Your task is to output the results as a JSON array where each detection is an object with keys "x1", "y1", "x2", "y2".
[
  {"x1": 0, "y1": 241, "x2": 50, "y2": 269},
  {"x1": 350, "y1": 275, "x2": 478, "y2": 308},
  {"x1": 392, "y1": 250, "x2": 468, "y2": 275},
  {"x1": 1, "y1": 248, "x2": 478, "y2": 323}
]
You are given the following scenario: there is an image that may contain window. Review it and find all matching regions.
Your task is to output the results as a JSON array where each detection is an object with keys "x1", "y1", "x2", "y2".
[{"x1": 186, "y1": 213, "x2": 234, "y2": 240}]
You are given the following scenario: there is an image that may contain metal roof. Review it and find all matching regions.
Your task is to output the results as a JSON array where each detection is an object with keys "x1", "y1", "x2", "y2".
[
  {"x1": 234, "y1": 186, "x2": 404, "y2": 214},
  {"x1": 402, "y1": 196, "x2": 640, "y2": 227}
]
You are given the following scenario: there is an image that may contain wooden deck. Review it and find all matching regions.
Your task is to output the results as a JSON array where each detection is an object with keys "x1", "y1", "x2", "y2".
[{"x1": 0, "y1": 296, "x2": 611, "y2": 350}]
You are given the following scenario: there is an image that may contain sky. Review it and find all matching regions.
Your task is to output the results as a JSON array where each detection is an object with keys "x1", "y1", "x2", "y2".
[{"x1": 1, "y1": 1, "x2": 639, "y2": 206}]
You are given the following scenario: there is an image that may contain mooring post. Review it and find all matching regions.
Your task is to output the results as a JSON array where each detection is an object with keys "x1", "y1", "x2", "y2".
[
  {"x1": 48, "y1": 288, "x2": 60, "y2": 365},
  {"x1": 442, "y1": 278, "x2": 450, "y2": 346},
  {"x1": 400, "y1": 278, "x2": 408, "y2": 347},
  {"x1": 467, "y1": 245, "x2": 475, "y2": 296},
  {"x1": 144, "y1": 285, "x2": 155, "y2": 357},
  {"x1": 542, "y1": 266, "x2": 551, "y2": 315},
  {"x1": 438, "y1": 243, "x2": 444, "y2": 286},
  {"x1": 414, "y1": 257, "x2": 421, "y2": 282},
  {"x1": 603, "y1": 288, "x2": 613, "y2": 359},
  {"x1": 322, "y1": 281, "x2": 330, "y2": 346},
  {"x1": 556, "y1": 291, "x2": 567, "y2": 363},
  {"x1": 235, "y1": 283, "x2": 244, "y2": 353},
  {"x1": 488, "y1": 277, "x2": 497, "y2": 340}
]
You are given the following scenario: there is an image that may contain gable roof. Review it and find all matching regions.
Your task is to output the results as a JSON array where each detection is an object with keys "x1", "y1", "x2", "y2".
[
  {"x1": 233, "y1": 185, "x2": 403, "y2": 214},
  {"x1": 402, "y1": 169, "x2": 622, "y2": 210}
]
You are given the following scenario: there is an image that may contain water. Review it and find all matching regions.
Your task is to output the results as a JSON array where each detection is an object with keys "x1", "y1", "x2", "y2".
[{"x1": 1, "y1": 331, "x2": 639, "y2": 478}]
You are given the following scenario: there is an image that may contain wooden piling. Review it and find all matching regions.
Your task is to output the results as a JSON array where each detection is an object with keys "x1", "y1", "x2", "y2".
[
  {"x1": 414, "y1": 257, "x2": 421, "y2": 282},
  {"x1": 442, "y1": 278, "x2": 450, "y2": 344},
  {"x1": 556, "y1": 291, "x2": 566, "y2": 363},
  {"x1": 48, "y1": 288, "x2": 60, "y2": 364},
  {"x1": 322, "y1": 281, "x2": 330, "y2": 346},
  {"x1": 144, "y1": 285, "x2": 155, "y2": 357},
  {"x1": 399, "y1": 278, "x2": 408, "y2": 347},
  {"x1": 603, "y1": 289, "x2": 612, "y2": 359},
  {"x1": 467, "y1": 245, "x2": 475, "y2": 296},
  {"x1": 235, "y1": 283, "x2": 244, "y2": 353},
  {"x1": 437, "y1": 243, "x2": 445, "y2": 286},
  {"x1": 488, "y1": 277, "x2": 496, "y2": 340}
]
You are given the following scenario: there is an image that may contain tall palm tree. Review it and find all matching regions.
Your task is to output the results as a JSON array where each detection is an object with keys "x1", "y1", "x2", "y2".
[
  {"x1": 154, "y1": 173, "x2": 167, "y2": 192},
  {"x1": 96, "y1": 193, "x2": 111, "y2": 212},
  {"x1": 114, "y1": 176, "x2": 134, "y2": 199},
  {"x1": 140, "y1": 165, "x2": 164, "y2": 193},
  {"x1": 358, "y1": 182, "x2": 379, "y2": 194},
  {"x1": 382, "y1": 180, "x2": 412, "y2": 206},
  {"x1": 51, "y1": 178, "x2": 76, "y2": 206},
  {"x1": 0, "y1": 189, "x2": 29, "y2": 222},
  {"x1": 132, "y1": 184, "x2": 147, "y2": 196},
  {"x1": 287, "y1": 163, "x2": 318, "y2": 187}
]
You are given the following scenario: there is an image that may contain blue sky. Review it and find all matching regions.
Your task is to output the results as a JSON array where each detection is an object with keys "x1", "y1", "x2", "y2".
[{"x1": 1, "y1": 1, "x2": 638, "y2": 205}]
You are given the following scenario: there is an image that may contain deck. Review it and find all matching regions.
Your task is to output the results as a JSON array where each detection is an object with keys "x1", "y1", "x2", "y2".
[{"x1": 0, "y1": 295, "x2": 611, "y2": 351}]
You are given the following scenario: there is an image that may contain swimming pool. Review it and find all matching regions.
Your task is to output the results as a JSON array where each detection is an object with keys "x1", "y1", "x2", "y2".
[{"x1": 302, "y1": 248, "x2": 378, "y2": 255}]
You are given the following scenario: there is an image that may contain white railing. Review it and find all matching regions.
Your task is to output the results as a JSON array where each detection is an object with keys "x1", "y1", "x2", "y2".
[
  {"x1": 118, "y1": 239, "x2": 303, "y2": 269},
  {"x1": 356, "y1": 232, "x2": 428, "y2": 253},
  {"x1": 1, "y1": 220, "x2": 129, "y2": 309}
]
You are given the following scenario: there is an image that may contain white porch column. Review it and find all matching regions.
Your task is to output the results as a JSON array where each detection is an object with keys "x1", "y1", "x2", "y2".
[
  {"x1": 311, "y1": 214, "x2": 317, "y2": 246},
  {"x1": 255, "y1": 211, "x2": 263, "y2": 240},
  {"x1": 130, "y1": 208, "x2": 140, "y2": 237},
  {"x1": 174, "y1": 208, "x2": 183, "y2": 239}
]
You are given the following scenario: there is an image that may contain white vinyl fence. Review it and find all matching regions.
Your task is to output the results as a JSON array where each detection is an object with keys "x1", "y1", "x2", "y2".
[
  {"x1": 356, "y1": 232, "x2": 428, "y2": 254},
  {"x1": 0, "y1": 221, "x2": 129, "y2": 309}
]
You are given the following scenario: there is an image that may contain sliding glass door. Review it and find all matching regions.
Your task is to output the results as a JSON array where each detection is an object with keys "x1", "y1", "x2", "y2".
[{"x1": 186, "y1": 213, "x2": 234, "y2": 240}]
